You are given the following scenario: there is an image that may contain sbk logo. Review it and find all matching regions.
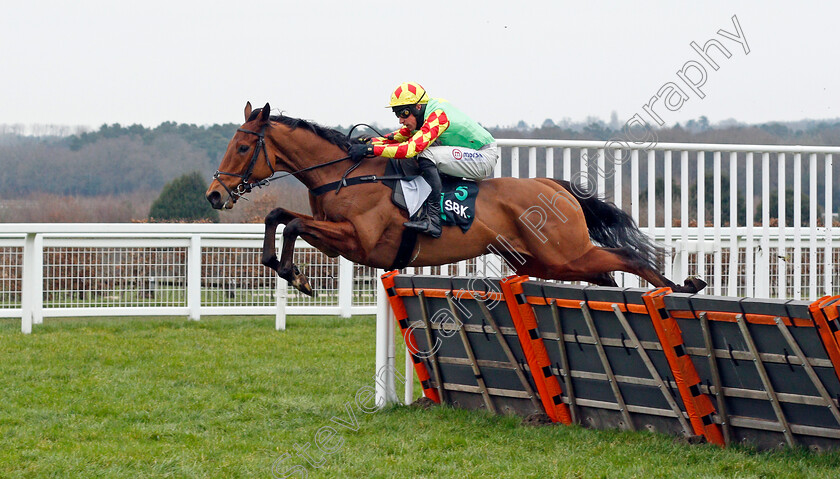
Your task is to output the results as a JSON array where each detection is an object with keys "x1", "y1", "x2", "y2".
[{"x1": 444, "y1": 199, "x2": 470, "y2": 218}]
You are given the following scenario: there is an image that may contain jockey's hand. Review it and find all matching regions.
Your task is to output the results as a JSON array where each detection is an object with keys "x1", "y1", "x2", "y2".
[
  {"x1": 355, "y1": 135, "x2": 371, "y2": 144},
  {"x1": 348, "y1": 144, "x2": 374, "y2": 162}
]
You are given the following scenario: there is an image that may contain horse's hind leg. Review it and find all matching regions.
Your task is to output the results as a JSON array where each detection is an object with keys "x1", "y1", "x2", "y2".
[
  {"x1": 569, "y1": 246, "x2": 706, "y2": 293},
  {"x1": 591, "y1": 272, "x2": 619, "y2": 287},
  {"x1": 603, "y1": 247, "x2": 707, "y2": 292},
  {"x1": 543, "y1": 246, "x2": 704, "y2": 293},
  {"x1": 518, "y1": 248, "x2": 638, "y2": 287},
  {"x1": 513, "y1": 250, "x2": 624, "y2": 287}
]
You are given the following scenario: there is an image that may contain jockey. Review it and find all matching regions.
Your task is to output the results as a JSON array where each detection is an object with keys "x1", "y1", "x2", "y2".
[{"x1": 349, "y1": 82, "x2": 498, "y2": 238}]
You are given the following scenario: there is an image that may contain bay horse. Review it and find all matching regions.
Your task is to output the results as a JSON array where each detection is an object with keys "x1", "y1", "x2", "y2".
[{"x1": 206, "y1": 102, "x2": 705, "y2": 296}]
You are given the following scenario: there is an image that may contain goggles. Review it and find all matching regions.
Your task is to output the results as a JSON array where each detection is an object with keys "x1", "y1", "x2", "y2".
[{"x1": 393, "y1": 106, "x2": 413, "y2": 119}]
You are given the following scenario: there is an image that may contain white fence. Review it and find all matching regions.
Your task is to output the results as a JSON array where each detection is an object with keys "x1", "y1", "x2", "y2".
[
  {"x1": 496, "y1": 139, "x2": 838, "y2": 299},
  {"x1": 0, "y1": 224, "x2": 379, "y2": 334},
  {"x1": 0, "y1": 139, "x2": 837, "y2": 342}
]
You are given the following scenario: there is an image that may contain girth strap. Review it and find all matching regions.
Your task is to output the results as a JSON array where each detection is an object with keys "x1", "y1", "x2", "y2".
[{"x1": 389, "y1": 228, "x2": 419, "y2": 270}]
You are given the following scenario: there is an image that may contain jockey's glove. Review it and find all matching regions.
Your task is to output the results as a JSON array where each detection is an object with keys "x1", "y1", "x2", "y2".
[
  {"x1": 355, "y1": 135, "x2": 371, "y2": 144},
  {"x1": 348, "y1": 144, "x2": 374, "y2": 162}
]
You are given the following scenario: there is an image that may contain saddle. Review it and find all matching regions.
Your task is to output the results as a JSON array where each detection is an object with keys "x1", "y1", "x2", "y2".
[
  {"x1": 312, "y1": 158, "x2": 479, "y2": 230},
  {"x1": 310, "y1": 158, "x2": 480, "y2": 269},
  {"x1": 383, "y1": 159, "x2": 478, "y2": 234}
]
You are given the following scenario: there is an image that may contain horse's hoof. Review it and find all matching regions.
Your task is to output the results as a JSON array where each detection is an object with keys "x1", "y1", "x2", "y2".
[
  {"x1": 289, "y1": 279, "x2": 315, "y2": 297},
  {"x1": 298, "y1": 282, "x2": 315, "y2": 297},
  {"x1": 292, "y1": 272, "x2": 315, "y2": 297},
  {"x1": 682, "y1": 277, "x2": 707, "y2": 293}
]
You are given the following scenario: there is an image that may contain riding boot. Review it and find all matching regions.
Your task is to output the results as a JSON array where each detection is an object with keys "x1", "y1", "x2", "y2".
[{"x1": 403, "y1": 158, "x2": 443, "y2": 238}]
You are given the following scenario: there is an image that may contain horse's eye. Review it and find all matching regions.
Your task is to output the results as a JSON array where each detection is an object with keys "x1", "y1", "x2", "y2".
[{"x1": 238, "y1": 145, "x2": 250, "y2": 154}]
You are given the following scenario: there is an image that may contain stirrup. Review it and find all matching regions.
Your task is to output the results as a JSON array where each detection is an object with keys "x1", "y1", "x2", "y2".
[
  {"x1": 403, "y1": 217, "x2": 430, "y2": 230},
  {"x1": 403, "y1": 217, "x2": 442, "y2": 238},
  {"x1": 404, "y1": 221, "x2": 441, "y2": 238}
]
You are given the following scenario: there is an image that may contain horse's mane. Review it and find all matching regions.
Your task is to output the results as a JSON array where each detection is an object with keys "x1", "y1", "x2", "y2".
[{"x1": 248, "y1": 109, "x2": 355, "y2": 151}]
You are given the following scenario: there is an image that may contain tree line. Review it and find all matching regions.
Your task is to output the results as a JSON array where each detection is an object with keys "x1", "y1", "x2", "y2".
[{"x1": 0, "y1": 116, "x2": 837, "y2": 222}]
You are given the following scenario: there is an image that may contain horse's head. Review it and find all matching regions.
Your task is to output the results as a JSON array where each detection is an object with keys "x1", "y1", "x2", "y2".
[{"x1": 206, "y1": 101, "x2": 277, "y2": 209}]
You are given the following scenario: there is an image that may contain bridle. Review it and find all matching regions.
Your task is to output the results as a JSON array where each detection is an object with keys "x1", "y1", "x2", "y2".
[
  {"x1": 212, "y1": 124, "x2": 275, "y2": 200},
  {"x1": 212, "y1": 121, "x2": 386, "y2": 201}
]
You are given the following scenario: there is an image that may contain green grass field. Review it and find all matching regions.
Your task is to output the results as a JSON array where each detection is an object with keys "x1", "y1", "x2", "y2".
[{"x1": 1, "y1": 315, "x2": 840, "y2": 478}]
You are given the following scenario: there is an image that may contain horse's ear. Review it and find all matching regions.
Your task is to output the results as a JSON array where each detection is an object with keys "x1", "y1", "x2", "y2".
[
  {"x1": 260, "y1": 103, "x2": 271, "y2": 123},
  {"x1": 244, "y1": 102, "x2": 252, "y2": 121}
]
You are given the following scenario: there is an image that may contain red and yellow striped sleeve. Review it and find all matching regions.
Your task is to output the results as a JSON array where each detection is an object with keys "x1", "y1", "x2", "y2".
[
  {"x1": 372, "y1": 110, "x2": 450, "y2": 159},
  {"x1": 370, "y1": 127, "x2": 412, "y2": 145}
]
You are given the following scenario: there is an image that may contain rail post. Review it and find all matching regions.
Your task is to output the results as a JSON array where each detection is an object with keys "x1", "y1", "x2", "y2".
[
  {"x1": 187, "y1": 235, "x2": 201, "y2": 321},
  {"x1": 32, "y1": 233, "x2": 44, "y2": 325},
  {"x1": 20, "y1": 233, "x2": 40, "y2": 334},
  {"x1": 338, "y1": 257, "x2": 353, "y2": 318},
  {"x1": 275, "y1": 276, "x2": 287, "y2": 331},
  {"x1": 375, "y1": 270, "x2": 397, "y2": 406}
]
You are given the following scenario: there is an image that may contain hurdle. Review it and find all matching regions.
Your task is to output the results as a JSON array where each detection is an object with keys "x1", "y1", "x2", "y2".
[{"x1": 379, "y1": 271, "x2": 840, "y2": 450}]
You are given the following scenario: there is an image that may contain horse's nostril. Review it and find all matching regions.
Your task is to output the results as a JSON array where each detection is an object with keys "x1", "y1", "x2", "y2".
[{"x1": 207, "y1": 191, "x2": 222, "y2": 209}]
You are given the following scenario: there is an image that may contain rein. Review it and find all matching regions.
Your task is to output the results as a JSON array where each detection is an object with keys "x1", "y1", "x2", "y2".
[{"x1": 213, "y1": 123, "x2": 387, "y2": 200}]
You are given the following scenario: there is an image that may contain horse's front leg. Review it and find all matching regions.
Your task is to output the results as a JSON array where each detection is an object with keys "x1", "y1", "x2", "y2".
[
  {"x1": 261, "y1": 207, "x2": 313, "y2": 273},
  {"x1": 274, "y1": 219, "x2": 314, "y2": 296},
  {"x1": 272, "y1": 217, "x2": 361, "y2": 297},
  {"x1": 261, "y1": 207, "x2": 344, "y2": 269}
]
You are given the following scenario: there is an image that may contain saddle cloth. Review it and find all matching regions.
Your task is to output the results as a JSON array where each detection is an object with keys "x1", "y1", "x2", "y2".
[{"x1": 385, "y1": 159, "x2": 478, "y2": 233}]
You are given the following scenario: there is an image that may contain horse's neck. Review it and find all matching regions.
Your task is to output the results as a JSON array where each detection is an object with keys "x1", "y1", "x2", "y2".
[
  {"x1": 271, "y1": 127, "x2": 387, "y2": 192},
  {"x1": 270, "y1": 129, "x2": 349, "y2": 191}
]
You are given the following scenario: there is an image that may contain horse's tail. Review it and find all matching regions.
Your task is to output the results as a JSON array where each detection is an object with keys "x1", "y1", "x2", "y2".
[{"x1": 555, "y1": 180, "x2": 662, "y2": 271}]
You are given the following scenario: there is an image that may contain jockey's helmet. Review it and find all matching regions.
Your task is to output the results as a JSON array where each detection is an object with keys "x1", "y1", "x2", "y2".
[{"x1": 387, "y1": 82, "x2": 429, "y2": 108}]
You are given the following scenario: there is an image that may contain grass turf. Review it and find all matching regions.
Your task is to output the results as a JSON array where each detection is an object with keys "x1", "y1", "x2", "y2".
[{"x1": 0, "y1": 315, "x2": 839, "y2": 478}]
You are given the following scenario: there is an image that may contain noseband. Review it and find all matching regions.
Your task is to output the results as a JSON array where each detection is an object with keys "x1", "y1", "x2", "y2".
[{"x1": 213, "y1": 124, "x2": 276, "y2": 200}]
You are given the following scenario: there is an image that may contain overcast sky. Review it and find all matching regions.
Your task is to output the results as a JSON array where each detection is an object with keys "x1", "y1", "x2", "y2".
[{"x1": 3, "y1": 1, "x2": 839, "y2": 132}]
